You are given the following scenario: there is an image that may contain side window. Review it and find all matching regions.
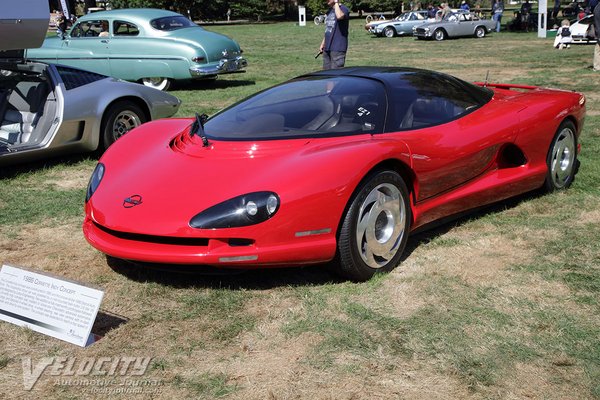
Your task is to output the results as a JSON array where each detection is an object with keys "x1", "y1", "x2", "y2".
[
  {"x1": 113, "y1": 21, "x2": 139, "y2": 36},
  {"x1": 70, "y1": 20, "x2": 108, "y2": 37},
  {"x1": 395, "y1": 77, "x2": 482, "y2": 130}
]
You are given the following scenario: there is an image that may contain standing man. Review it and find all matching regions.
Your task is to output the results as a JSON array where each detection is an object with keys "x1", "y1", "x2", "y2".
[
  {"x1": 319, "y1": 0, "x2": 350, "y2": 70},
  {"x1": 593, "y1": 0, "x2": 600, "y2": 71},
  {"x1": 492, "y1": 0, "x2": 504, "y2": 32}
]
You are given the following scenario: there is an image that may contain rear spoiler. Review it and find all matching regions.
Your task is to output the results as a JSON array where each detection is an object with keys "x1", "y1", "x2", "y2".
[{"x1": 473, "y1": 82, "x2": 538, "y2": 91}]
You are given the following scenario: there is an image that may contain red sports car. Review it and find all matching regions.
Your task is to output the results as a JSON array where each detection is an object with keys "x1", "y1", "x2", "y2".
[{"x1": 83, "y1": 67, "x2": 585, "y2": 281}]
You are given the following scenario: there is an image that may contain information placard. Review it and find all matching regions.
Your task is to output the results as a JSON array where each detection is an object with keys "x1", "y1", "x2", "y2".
[{"x1": 0, "y1": 264, "x2": 104, "y2": 347}]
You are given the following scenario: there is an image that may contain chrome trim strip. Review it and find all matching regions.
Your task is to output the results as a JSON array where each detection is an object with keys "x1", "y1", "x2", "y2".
[
  {"x1": 219, "y1": 255, "x2": 258, "y2": 263},
  {"x1": 295, "y1": 228, "x2": 332, "y2": 237}
]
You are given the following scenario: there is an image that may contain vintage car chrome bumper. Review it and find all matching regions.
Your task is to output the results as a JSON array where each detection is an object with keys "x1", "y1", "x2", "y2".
[{"x1": 189, "y1": 56, "x2": 248, "y2": 76}]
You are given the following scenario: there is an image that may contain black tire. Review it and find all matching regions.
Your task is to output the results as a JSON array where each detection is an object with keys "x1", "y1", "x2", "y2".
[
  {"x1": 384, "y1": 26, "x2": 396, "y2": 38},
  {"x1": 101, "y1": 101, "x2": 146, "y2": 150},
  {"x1": 475, "y1": 26, "x2": 486, "y2": 38},
  {"x1": 434, "y1": 29, "x2": 446, "y2": 41},
  {"x1": 335, "y1": 170, "x2": 411, "y2": 281},
  {"x1": 543, "y1": 120, "x2": 578, "y2": 192}
]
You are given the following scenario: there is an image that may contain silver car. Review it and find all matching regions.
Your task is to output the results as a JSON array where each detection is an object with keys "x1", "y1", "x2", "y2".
[
  {"x1": 368, "y1": 11, "x2": 430, "y2": 38},
  {"x1": 413, "y1": 11, "x2": 496, "y2": 41},
  {"x1": 0, "y1": 0, "x2": 181, "y2": 166}
]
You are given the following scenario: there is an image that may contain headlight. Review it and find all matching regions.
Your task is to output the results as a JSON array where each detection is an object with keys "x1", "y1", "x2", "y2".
[
  {"x1": 190, "y1": 191, "x2": 280, "y2": 229},
  {"x1": 85, "y1": 163, "x2": 105, "y2": 202}
]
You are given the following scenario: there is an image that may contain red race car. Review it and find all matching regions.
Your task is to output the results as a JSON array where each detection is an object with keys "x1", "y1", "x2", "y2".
[{"x1": 83, "y1": 67, "x2": 585, "y2": 281}]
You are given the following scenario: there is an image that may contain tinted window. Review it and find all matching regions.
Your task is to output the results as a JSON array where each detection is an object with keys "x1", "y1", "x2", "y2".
[
  {"x1": 205, "y1": 76, "x2": 387, "y2": 140},
  {"x1": 56, "y1": 66, "x2": 106, "y2": 90},
  {"x1": 113, "y1": 20, "x2": 139, "y2": 36},
  {"x1": 150, "y1": 16, "x2": 197, "y2": 31},
  {"x1": 386, "y1": 71, "x2": 490, "y2": 130}
]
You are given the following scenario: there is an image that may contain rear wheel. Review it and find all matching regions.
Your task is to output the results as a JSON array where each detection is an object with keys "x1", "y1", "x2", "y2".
[
  {"x1": 543, "y1": 120, "x2": 578, "y2": 191},
  {"x1": 434, "y1": 29, "x2": 446, "y2": 41},
  {"x1": 335, "y1": 170, "x2": 411, "y2": 281},
  {"x1": 475, "y1": 26, "x2": 486, "y2": 38},
  {"x1": 384, "y1": 26, "x2": 396, "y2": 37},
  {"x1": 141, "y1": 77, "x2": 172, "y2": 91},
  {"x1": 101, "y1": 101, "x2": 146, "y2": 150}
]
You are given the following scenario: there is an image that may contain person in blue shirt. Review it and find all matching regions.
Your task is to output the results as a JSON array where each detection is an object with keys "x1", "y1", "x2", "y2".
[
  {"x1": 460, "y1": 1, "x2": 470, "y2": 11},
  {"x1": 319, "y1": 0, "x2": 350, "y2": 69},
  {"x1": 492, "y1": 0, "x2": 504, "y2": 32},
  {"x1": 593, "y1": 1, "x2": 600, "y2": 71}
]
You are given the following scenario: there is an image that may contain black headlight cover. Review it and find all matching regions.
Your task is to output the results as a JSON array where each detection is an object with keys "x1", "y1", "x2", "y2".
[
  {"x1": 85, "y1": 163, "x2": 105, "y2": 202},
  {"x1": 190, "y1": 191, "x2": 280, "y2": 229}
]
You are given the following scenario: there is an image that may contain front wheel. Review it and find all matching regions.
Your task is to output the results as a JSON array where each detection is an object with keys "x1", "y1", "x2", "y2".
[
  {"x1": 335, "y1": 170, "x2": 411, "y2": 281},
  {"x1": 384, "y1": 26, "x2": 396, "y2": 38},
  {"x1": 101, "y1": 101, "x2": 146, "y2": 150},
  {"x1": 434, "y1": 29, "x2": 446, "y2": 41},
  {"x1": 141, "y1": 77, "x2": 172, "y2": 91},
  {"x1": 474, "y1": 26, "x2": 486, "y2": 38},
  {"x1": 543, "y1": 120, "x2": 578, "y2": 192}
]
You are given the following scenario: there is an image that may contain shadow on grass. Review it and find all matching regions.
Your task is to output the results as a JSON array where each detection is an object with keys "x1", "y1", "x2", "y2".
[
  {"x1": 106, "y1": 189, "x2": 545, "y2": 290},
  {"x1": 0, "y1": 153, "x2": 98, "y2": 180},
  {"x1": 92, "y1": 310, "x2": 129, "y2": 337},
  {"x1": 402, "y1": 189, "x2": 544, "y2": 259},
  {"x1": 106, "y1": 256, "x2": 345, "y2": 290},
  {"x1": 169, "y1": 78, "x2": 256, "y2": 92}
]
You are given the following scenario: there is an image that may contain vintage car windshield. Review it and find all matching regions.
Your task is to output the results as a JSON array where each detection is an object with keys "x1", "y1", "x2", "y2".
[
  {"x1": 150, "y1": 16, "x2": 198, "y2": 31},
  {"x1": 205, "y1": 76, "x2": 387, "y2": 140}
]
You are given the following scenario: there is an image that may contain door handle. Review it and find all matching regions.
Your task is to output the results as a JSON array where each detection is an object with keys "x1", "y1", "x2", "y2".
[{"x1": 101, "y1": 40, "x2": 109, "y2": 43}]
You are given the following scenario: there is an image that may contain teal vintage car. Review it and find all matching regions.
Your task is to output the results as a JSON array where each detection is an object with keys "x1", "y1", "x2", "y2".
[{"x1": 26, "y1": 9, "x2": 248, "y2": 90}]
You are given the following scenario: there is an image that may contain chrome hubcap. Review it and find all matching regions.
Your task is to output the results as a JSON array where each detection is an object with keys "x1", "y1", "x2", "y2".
[
  {"x1": 112, "y1": 111, "x2": 141, "y2": 140},
  {"x1": 355, "y1": 183, "x2": 406, "y2": 268},
  {"x1": 550, "y1": 127, "x2": 575, "y2": 188},
  {"x1": 142, "y1": 77, "x2": 167, "y2": 89}
]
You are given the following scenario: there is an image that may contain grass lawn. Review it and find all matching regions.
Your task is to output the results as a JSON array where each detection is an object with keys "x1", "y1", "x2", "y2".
[{"x1": 1, "y1": 19, "x2": 599, "y2": 399}]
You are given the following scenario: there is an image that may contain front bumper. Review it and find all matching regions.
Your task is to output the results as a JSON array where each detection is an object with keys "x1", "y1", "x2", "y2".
[
  {"x1": 83, "y1": 217, "x2": 335, "y2": 268},
  {"x1": 189, "y1": 56, "x2": 248, "y2": 77},
  {"x1": 413, "y1": 29, "x2": 432, "y2": 38}
]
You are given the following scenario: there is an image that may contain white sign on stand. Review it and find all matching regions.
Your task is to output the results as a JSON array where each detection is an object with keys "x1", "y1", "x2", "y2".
[
  {"x1": 538, "y1": 0, "x2": 548, "y2": 38},
  {"x1": 298, "y1": 6, "x2": 306, "y2": 26},
  {"x1": 0, "y1": 264, "x2": 104, "y2": 347}
]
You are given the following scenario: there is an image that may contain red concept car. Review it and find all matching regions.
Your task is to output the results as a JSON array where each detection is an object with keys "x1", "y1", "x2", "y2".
[{"x1": 83, "y1": 67, "x2": 585, "y2": 281}]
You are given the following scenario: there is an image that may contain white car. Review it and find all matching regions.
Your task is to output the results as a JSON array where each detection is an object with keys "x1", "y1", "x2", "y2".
[
  {"x1": 569, "y1": 14, "x2": 597, "y2": 44},
  {"x1": 366, "y1": 11, "x2": 431, "y2": 37}
]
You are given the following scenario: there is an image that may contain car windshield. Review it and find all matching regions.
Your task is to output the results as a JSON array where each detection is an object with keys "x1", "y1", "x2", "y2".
[
  {"x1": 204, "y1": 76, "x2": 387, "y2": 140},
  {"x1": 150, "y1": 16, "x2": 197, "y2": 31}
]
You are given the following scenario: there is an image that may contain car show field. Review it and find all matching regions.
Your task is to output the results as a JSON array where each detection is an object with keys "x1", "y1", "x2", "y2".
[{"x1": 1, "y1": 18, "x2": 599, "y2": 399}]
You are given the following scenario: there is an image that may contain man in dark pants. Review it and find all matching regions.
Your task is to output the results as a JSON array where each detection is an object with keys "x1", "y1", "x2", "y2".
[
  {"x1": 319, "y1": 0, "x2": 350, "y2": 69},
  {"x1": 593, "y1": 0, "x2": 600, "y2": 70}
]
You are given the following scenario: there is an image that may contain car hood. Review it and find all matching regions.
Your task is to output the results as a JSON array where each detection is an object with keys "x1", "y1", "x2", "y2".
[
  {"x1": 0, "y1": 0, "x2": 49, "y2": 52},
  {"x1": 89, "y1": 118, "x2": 381, "y2": 236}
]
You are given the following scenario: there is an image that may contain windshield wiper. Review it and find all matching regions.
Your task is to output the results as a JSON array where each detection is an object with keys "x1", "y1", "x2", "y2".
[{"x1": 190, "y1": 113, "x2": 209, "y2": 147}]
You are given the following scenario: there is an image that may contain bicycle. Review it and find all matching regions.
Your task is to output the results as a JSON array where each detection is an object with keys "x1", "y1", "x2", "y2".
[
  {"x1": 314, "y1": 14, "x2": 326, "y2": 25},
  {"x1": 365, "y1": 13, "x2": 386, "y2": 24}
]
